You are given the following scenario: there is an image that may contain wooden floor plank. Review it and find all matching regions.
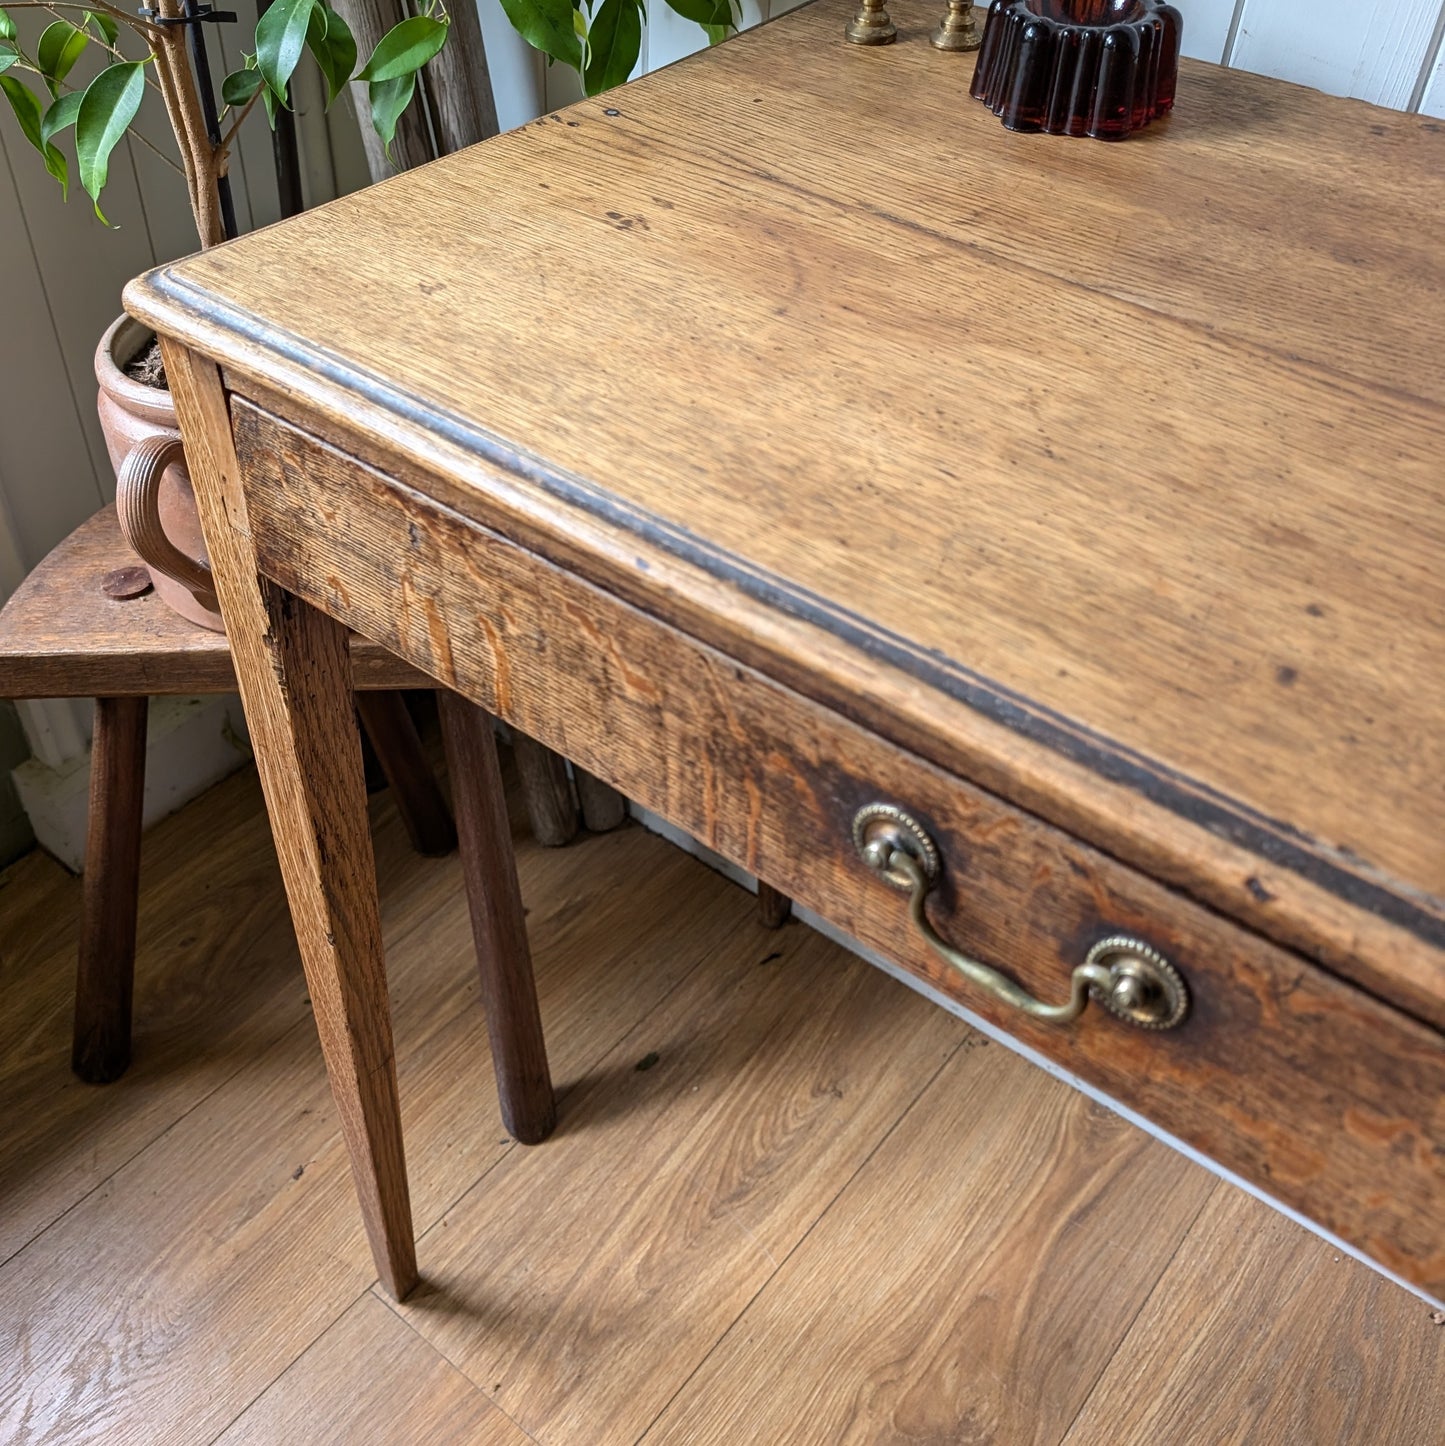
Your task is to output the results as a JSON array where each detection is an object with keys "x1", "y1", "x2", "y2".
[
  {"x1": 216, "y1": 1293, "x2": 530, "y2": 1445},
  {"x1": 388, "y1": 926, "x2": 967, "y2": 1445},
  {"x1": 2, "y1": 757, "x2": 1438, "y2": 1446},
  {"x1": 0, "y1": 816, "x2": 746, "y2": 1444},
  {"x1": 0, "y1": 764, "x2": 444, "y2": 1264},
  {"x1": 642, "y1": 1040, "x2": 1215, "y2": 1446},
  {"x1": 1061, "y1": 1187, "x2": 1445, "y2": 1446}
]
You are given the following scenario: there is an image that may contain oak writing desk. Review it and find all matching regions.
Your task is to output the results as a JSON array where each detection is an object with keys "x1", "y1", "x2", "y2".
[{"x1": 126, "y1": 0, "x2": 1444, "y2": 1303}]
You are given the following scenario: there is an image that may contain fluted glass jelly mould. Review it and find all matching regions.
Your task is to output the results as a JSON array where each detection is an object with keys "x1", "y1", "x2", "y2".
[{"x1": 970, "y1": 0, "x2": 1184, "y2": 140}]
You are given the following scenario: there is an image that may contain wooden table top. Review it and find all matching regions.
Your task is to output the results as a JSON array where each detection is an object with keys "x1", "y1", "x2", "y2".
[{"x1": 127, "y1": 0, "x2": 1445, "y2": 1024}]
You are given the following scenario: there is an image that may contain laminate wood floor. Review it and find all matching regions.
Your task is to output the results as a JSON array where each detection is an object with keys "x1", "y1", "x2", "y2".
[{"x1": 1, "y1": 751, "x2": 1441, "y2": 1444}]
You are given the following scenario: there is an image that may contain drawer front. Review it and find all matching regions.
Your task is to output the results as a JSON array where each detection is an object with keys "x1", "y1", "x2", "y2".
[{"x1": 233, "y1": 399, "x2": 1445, "y2": 1298}]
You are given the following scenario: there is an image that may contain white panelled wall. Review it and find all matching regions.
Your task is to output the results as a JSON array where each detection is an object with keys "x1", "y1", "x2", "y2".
[{"x1": 2, "y1": 0, "x2": 1443, "y2": 867}]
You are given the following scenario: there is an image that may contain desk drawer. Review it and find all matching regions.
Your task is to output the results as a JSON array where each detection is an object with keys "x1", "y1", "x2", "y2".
[{"x1": 233, "y1": 398, "x2": 1445, "y2": 1298}]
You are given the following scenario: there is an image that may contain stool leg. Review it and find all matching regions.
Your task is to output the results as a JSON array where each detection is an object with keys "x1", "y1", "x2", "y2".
[
  {"x1": 758, "y1": 881, "x2": 793, "y2": 929},
  {"x1": 356, "y1": 691, "x2": 457, "y2": 857},
  {"x1": 72, "y1": 696, "x2": 148, "y2": 1084},
  {"x1": 512, "y1": 730, "x2": 579, "y2": 847},
  {"x1": 437, "y1": 692, "x2": 556, "y2": 1145}
]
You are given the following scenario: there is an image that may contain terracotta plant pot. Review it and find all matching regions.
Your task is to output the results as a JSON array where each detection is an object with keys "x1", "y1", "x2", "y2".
[{"x1": 95, "y1": 314, "x2": 224, "y2": 631}]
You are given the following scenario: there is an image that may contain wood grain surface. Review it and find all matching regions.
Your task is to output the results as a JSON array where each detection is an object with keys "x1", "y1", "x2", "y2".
[
  {"x1": 124, "y1": 0, "x2": 1445, "y2": 1032},
  {"x1": 233, "y1": 401, "x2": 1445, "y2": 1298},
  {"x1": 644, "y1": 1043, "x2": 1213, "y2": 1446},
  {"x1": 4, "y1": 762, "x2": 1439, "y2": 1444},
  {"x1": 216, "y1": 1294, "x2": 526, "y2": 1445},
  {"x1": 1062, "y1": 1188, "x2": 1445, "y2": 1446}
]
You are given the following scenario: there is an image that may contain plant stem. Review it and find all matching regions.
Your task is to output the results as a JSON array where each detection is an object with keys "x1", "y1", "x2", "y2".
[
  {"x1": 149, "y1": 0, "x2": 225, "y2": 246},
  {"x1": 215, "y1": 83, "x2": 259, "y2": 154}
]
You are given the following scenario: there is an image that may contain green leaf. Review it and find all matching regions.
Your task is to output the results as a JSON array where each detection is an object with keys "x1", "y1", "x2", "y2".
[
  {"x1": 368, "y1": 70, "x2": 415, "y2": 161},
  {"x1": 1, "y1": 74, "x2": 68, "y2": 194},
  {"x1": 85, "y1": 11, "x2": 119, "y2": 47},
  {"x1": 497, "y1": 0, "x2": 582, "y2": 72},
  {"x1": 40, "y1": 87, "x2": 82, "y2": 146},
  {"x1": 37, "y1": 20, "x2": 89, "y2": 98},
  {"x1": 0, "y1": 11, "x2": 15, "y2": 43},
  {"x1": 703, "y1": 22, "x2": 728, "y2": 44},
  {"x1": 305, "y1": 4, "x2": 356, "y2": 108},
  {"x1": 0, "y1": 42, "x2": 18, "y2": 75},
  {"x1": 75, "y1": 59, "x2": 145, "y2": 222},
  {"x1": 221, "y1": 66, "x2": 263, "y2": 108},
  {"x1": 357, "y1": 15, "x2": 447, "y2": 83},
  {"x1": 662, "y1": 0, "x2": 731, "y2": 26},
  {"x1": 583, "y1": 0, "x2": 640, "y2": 97},
  {"x1": 255, "y1": 0, "x2": 313, "y2": 104}
]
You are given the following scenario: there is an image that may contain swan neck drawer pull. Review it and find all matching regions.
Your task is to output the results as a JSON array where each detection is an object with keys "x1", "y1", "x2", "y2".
[{"x1": 852, "y1": 803, "x2": 1190, "y2": 1030}]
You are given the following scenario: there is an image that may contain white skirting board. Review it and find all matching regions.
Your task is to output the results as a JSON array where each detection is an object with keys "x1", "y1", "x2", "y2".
[
  {"x1": 11, "y1": 694, "x2": 252, "y2": 873},
  {"x1": 627, "y1": 802, "x2": 1443, "y2": 1312}
]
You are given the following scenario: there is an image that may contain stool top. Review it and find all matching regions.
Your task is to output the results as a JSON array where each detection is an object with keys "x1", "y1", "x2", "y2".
[{"x1": 0, "y1": 505, "x2": 427, "y2": 698}]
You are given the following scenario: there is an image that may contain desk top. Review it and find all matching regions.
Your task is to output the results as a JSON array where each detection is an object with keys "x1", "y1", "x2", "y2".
[{"x1": 127, "y1": 0, "x2": 1445, "y2": 1023}]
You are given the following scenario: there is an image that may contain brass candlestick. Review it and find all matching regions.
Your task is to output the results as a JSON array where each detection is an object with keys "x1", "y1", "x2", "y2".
[
  {"x1": 846, "y1": 0, "x2": 898, "y2": 45},
  {"x1": 931, "y1": 0, "x2": 982, "y2": 51}
]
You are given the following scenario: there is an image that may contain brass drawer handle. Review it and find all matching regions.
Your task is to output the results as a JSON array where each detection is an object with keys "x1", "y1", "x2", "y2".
[{"x1": 853, "y1": 803, "x2": 1190, "y2": 1030}]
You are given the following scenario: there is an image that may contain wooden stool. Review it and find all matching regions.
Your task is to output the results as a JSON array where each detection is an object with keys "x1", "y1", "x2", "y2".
[{"x1": 0, "y1": 505, "x2": 555, "y2": 1144}]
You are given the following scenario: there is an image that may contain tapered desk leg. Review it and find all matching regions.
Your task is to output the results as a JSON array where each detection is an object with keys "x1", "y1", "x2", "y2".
[
  {"x1": 437, "y1": 693, "x2": 556, "y2": 1145},
  {"x1": 164, "y1": 341, "x2": 416, "y2": 1299},
  {"x1": 757, "y1": 881, "x2": 793, "y2": 929},
  {"x1": 356, "y1": 691, "x2": 457, "y2": 857}
]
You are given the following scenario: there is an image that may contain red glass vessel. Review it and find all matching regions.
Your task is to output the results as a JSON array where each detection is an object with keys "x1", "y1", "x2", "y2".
[{"x1": 970, "y1": 0, "x2": 1183, "y2": 140}]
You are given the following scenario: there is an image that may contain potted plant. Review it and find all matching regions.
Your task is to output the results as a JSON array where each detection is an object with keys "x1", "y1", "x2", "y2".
[
  {"x1": 0, "y1": 0, "x2": 454, "y2": 625},
  {"x1": 0, "y1": 0, "x2": 737, "y2": 625}
]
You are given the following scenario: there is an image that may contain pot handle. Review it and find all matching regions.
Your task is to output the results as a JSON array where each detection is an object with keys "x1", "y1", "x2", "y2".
[{"x1": 115, "y1": 432, "x2": 214, "y2": 597}]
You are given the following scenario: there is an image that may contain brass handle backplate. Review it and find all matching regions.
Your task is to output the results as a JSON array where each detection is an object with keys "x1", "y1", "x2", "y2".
[{"x1": 852, "y1": 803, "x2": 1190, "y2": 1030}]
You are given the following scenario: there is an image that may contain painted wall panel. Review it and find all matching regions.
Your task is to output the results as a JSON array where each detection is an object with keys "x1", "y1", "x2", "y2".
[
  {"x1": 1419, "y1": 27, "x2": 1445, "y2": 113},
  {"x1": 1229, "y1": 0, "x2": 1444, "y2": 109},
  {"x1": 1174, "y1": 0, "x2": 1241, "y2": 63},
  {"x1": 0, "y1": 138, "x2": 108, "y2": 574},
  {"x1": 478, "y1": 0, "x2": 548, "y2": 131}
]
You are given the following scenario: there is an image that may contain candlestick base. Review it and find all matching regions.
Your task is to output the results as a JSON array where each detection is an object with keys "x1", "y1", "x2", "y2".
[
  {"x1": 932, "y1": 0, "x2": 982, "y2": 51},
  {"x1": 846, "y1": 0, "x2": 898, "y2": 45}
]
